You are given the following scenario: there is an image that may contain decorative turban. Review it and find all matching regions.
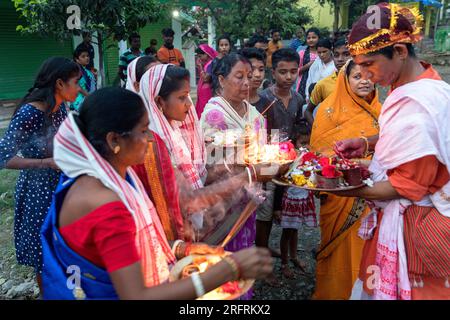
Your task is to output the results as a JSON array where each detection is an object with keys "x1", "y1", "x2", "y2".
[{"x1": 348, "y1": 2, "x2": 423, "y2": 55}]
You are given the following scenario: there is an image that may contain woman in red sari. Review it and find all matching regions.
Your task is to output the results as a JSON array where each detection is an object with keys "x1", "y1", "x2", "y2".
[{"x1": 43, "y1": 87, "x2": 273, "y2": 299}]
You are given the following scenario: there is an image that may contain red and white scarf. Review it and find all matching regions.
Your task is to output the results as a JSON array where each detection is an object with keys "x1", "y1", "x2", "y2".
[
  {"x1": 126, "y1": 57, "x2": 142, "y2": 93},
  {"x1": 139, "y1": 64, "x2": 207, "y2": 190},
  {"x1": 54, "y1": 113, "x2": 175, "y2": 287},
  {"x1": 364, "y1": 78, "x2": 450, "y2": 300}
]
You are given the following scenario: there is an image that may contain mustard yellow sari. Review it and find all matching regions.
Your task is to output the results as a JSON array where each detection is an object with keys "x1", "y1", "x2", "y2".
[{"x1": 310, "y1": 64, "x2": 381, "y2": 300}]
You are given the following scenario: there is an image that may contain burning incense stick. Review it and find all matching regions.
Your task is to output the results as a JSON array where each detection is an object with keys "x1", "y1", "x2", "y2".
[
  {"x1": 333, "y1": 141, "x2": 353, "y2": 166},
  {"x1": 221, "y1": 200, "x2": 259, "y2": 247},
  {"x1": 261, "y1": 99, "x2": 276, "y2": 116},
  {"x1": 284, "y1": 153, "x2": 303, "y2": 179},
  {"x1": 335, "y1": 149, "x2": 352, "y2": 166}
]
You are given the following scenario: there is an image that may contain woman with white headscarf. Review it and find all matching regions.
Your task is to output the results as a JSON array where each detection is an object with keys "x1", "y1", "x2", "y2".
[
  {"x1": 125, "y1": 55, "x2": 160, "y2": 93},
  {"x1": 137, "y1": 65, "x2": 278, "y2": 252},
  {"x1": 41, "y1": 87, "x2": 273, "y2": 299}
]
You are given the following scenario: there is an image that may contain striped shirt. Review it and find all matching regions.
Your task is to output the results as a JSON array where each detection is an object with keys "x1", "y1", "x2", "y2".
[{"x1": 119, "y1": 49, "x2": 144, "y2": 78}]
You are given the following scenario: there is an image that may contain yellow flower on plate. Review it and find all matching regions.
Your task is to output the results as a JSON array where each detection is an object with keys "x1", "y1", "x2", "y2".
[
  {"x1": 306, "y1": 180, "x2": 316, "y2": 188},
  {"x1": 292, "y1": 174, "x2": 307, "y2": 186}
]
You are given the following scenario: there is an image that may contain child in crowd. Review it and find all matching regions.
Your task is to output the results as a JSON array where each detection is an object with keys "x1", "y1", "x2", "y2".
[
  {"x1": 239, "y1": 47, "x2": 272, "y2": 112},
  {"x1": 145, "y1": 38, "x2": 158, "y2": 56},
  {"x1": 256, "y1": 48, "x2": 305, "y2": 285},
  {"x1": 295, "y1": 28, "x2": 320, "y2": 98},
  {"x1": 279, "y1": 122, "x2": 317, "y2": 278},
  {"x1": 70, "y1": 47, "x2": 96, "y2": 111}
]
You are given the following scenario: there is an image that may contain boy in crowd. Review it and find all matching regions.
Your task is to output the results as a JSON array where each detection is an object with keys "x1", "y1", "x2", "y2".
[
  {"x1": 267, "y1": 30, "x2": 283, "y2": 69},
  {"x1": 118, "y1": 33, "x2": 144, "y2": 83},
  {"x1": 255, "y1": 48, "x2": 305, "y2": 284},
  {"x1": 266, "y1": 30, "x2": 283, "y2": 85},
  {"x1": 239, "y1": 47, "x2": 271, "y2": 111},
  {"x1": 249, "y1": 35, "x2": 269, "y2": 51},
  {"x1": 290, "y1": 26, "x2": 306, "y2": 52},
  {"x1": 75, "y1": 31, "x2": 95, "y2": 71},
  {"x1": 145, "y1": 38, "x2": 158, "y2": 56},
  {"x1": 70, "y1": 47, "x2": 97, "y2": 111},
  {"x1": 260, "y1": 48, "x2": 305, "y2": 142}
]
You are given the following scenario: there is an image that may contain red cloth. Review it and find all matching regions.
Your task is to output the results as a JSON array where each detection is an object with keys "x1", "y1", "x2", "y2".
[
  {"x1": 361, "y1": 155, "x2": 449, "y2": 295},
  {"x1": 60, "y1": 201, "x2": 140, "y2": 273},
  {"x1": 416, "y1": 62, "x2": 441, "y2": 81},
  {"x1": 403, "y1": 205, "x2": 450, "y2": 279},
  {"x1": 132, "y1": 131, "x2": 185, "y2": 241},
  {"x1": 360, "y1": 206, "x2": 450, "y2": 299},
  {"x1": 388, "y1": 155, "x2": 450, "y2": 202}
]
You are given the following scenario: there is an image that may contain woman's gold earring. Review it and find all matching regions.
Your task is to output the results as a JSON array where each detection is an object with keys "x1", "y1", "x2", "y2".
[{"x1": 114, "y1": 146, "x2": 121, "y2": 154}]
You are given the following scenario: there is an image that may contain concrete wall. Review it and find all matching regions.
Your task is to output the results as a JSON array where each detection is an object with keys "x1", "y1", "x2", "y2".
[
  {"x1": 298, "y1": 0, "x2": 349, "y2": 30},
  {"x1": 299, "y1": 0, "x2": 334, "y2": 29},
  {"x1": 182, "y1": 40, "x2": 197, "y2": 89},
  {"x1": 172, "y1": 18, "x2": 183, "y2": 50}
]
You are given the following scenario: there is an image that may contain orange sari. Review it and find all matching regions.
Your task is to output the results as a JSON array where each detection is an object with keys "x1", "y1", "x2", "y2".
[{"x1": 310, "y1": 64, "x2": 381, "y2": 299}]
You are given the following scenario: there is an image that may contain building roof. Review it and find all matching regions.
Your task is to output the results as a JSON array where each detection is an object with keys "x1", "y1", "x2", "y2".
[{"x1": 401, "y1": 0, "x2": 443, "y2": 8}]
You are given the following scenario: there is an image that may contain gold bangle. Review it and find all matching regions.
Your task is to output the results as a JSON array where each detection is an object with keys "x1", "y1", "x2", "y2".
[
  {"x1": 222, "y1": 256, "x2": 240, "y2": 281},
  {"x1": 360, "y1": 136, "x2": 370, "y2": 158}
]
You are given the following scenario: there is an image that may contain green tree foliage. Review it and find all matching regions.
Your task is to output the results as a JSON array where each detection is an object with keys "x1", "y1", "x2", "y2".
[
  {"x1": 180, "y1": 0, "x2": 312, "y2": 42},
  {"x1": 12, "y1": 0, "x2": 163, "y2": 86}
]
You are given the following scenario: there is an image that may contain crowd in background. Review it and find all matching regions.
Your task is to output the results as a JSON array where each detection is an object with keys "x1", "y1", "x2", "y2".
[{"x1": 1, "y1": 2, "x2": 449, "y2": 300}]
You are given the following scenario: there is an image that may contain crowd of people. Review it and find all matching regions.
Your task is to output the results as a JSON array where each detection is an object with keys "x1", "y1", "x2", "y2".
[{"x1": 0, "y1": 2, "x2": 449, "y2": 300}]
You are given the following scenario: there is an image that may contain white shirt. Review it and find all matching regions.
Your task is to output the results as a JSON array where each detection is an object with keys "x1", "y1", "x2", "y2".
[{"x1": 305, "y1": 58, "x2": 336, "y2": 101}]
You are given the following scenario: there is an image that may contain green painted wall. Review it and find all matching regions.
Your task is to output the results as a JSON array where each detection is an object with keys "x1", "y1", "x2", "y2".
[
  {"x1": 298, "y1": 0, "x2": 349, "y2": 30},
  {"x1": 0, "y1": 0, "x2": 73, "y2": 100},
  {"x1": 0, "y1": 0, "x2": 172, "y2": 95},
  {"x1": 140, "y1": 15, "x2": 172, "y2": 50},
  {"x1": 104, "y1": 38, "x2": 121, "y2": 87}
]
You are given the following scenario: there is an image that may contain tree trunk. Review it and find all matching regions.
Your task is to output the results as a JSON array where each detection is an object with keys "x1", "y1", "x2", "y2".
[
  {"x1": 97, "y1": 32, "x2": 106, "y2": 88},
  {"x1": 434, "y1": 4, "x2": 440, "y2": 39},
  {"x1": 334, "y1": 0, "x2": 340, "y2": 34}
]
